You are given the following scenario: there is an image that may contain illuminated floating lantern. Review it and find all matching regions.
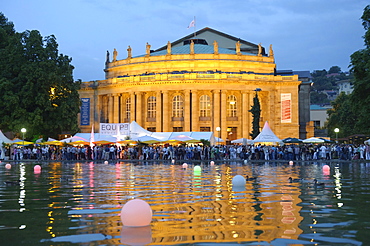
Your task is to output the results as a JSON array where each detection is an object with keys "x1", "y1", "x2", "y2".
[
  {"x1": 120, "y1": 199, "x2": 152, "y2": 227},
  {"x1": 210, "y1": 161, "x2": 215, "y2": 166},
  {"x1": 120, "y1": 225, "x2": 152, "y2": 245},
  {"x1": 193, "y1": 165, "x2": 202, "y2": 172},
  {"x1": 104, "y1": 160, "x2": 108, "y2": 164},
  {"x1": 232, "y1": 175, "x2": 246, "y2": 187},
  {"x1": 5, "y1": 163, "x2": 11, "y2": 169},
  {"x1": 289, "y1": 161, "x2": 294, "y2": 165},
  {"x1": 34, "y1": 165, "x2": 41, "y2": 174},
  {"x1": 182, "y1": 163, "x2": 188, "y2": 169},
  {"x1": 323, "y1": 165, "x2": 330, "y2": 175}
]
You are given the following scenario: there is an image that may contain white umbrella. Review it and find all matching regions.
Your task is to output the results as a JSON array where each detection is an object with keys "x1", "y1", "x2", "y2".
[
  {"x1": 302, "y1": 137, "x2": 325, "y2": 143},
  {"x1": 231, "y1": 138, "x2": 253, "y2": 145}
]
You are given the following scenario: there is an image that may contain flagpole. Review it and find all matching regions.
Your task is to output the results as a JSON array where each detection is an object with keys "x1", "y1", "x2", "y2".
[{"x1": 193, "y1": 16, "x2": 196, "y2": 37}]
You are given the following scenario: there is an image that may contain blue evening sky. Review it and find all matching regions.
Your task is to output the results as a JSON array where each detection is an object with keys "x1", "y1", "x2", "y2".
[{"x1": 2, "y1": 0, "x2": 368, "y2": 81}]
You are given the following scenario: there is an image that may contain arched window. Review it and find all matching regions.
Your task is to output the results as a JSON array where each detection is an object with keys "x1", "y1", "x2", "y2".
[
  {"x1": 227, "y1": 95, "x2": 237, "y2": 117},
  {"x1": 172, "y1": 95, "x2": 184, "y2": 117},
  {"x1": 147, "y1": 96, "x2": 156, "y2": 118},
  {"x1": 199, "y1": 95, "x2": 211, "y2": 117},
  {"x1": 125, "y1": 98, "x2": 131, "y2": 122}
]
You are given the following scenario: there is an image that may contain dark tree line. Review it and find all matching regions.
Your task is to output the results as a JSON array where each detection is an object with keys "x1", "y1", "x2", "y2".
[{"x1": 0, "y1": 13, "x2": 81, "y2": 140}]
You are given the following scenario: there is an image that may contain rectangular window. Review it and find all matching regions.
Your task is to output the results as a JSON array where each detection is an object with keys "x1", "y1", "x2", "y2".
[
  {"x1": 173, "y1": 127, "x2": 183, "y2": 132},
  {"x1": 147, "y1": 127, "x2": 156, "y2": 132},
  {"x1": 200, "y1": 127, "x2": 210, "y2": 132}
]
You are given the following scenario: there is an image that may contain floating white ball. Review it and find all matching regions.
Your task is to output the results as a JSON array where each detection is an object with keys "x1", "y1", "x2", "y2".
[
  {"x1": 210, "y1": 161, "x2": 215, "y2": 166},
  {"x1": 193, "y1": 165, "x2": 202, "y2": 172},
  {"x1": 120, "y1": 199, "x2": 152, "y2": 227},
  {"x1": 5, "y1": 163, "x2": 11, "y2": 169},
  {"x1": 182, "y1": 163, "x2": 188, "y2": 168},
  {"x1": 289, "y1": 161, "x2": 294, "y2": 165},
  {"x1": 232, "y1": 175, "x2": 246, "y2": 187},
  {"x1": 104, "y1": 160, "x2": 108, "y2": 164},
  {"x1": 244, "y1": 160, "x2": 248, "y2": 164},
  {"x1": 171, "y1": 159, "x2": 175, "y2": 164}
]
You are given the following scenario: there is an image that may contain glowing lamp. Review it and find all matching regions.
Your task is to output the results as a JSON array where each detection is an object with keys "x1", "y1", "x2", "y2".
[
  {"x1": 232, "y1": 175, "x2": 246, "y2": 187},
  {"x1": 182, "y1": 163, "x2": 188, "y2": 168},
  {"x1": 120, "y1": 199, "x2": 152, "y2": 227},
  {"x1": 194, "y1": 165, "x2": 202, "y2": 172},
  {"x1": 120, "y1": 225, "x2": 152, "y2": 245},
  {"x1": 5, "y1": 163, "x2": 11, "y2": 169}
]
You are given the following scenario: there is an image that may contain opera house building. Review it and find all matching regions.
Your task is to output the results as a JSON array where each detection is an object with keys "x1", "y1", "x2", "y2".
[{"x1": 78, "y1": 27, "x2": 312, "y2": 142}]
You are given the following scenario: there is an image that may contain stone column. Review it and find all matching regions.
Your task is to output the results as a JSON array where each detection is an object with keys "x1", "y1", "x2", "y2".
[
  {"x1": 213, "y1": 90, "x2": 220, "y2": 132},
  {"x1": 130, "y1": 92, "x2": 135, "y2": 122},
  {"x1": 136, "y1": 92, "x2": 143, "y2": 127},
  {"x1": 113, "y1": 94, "x2": 119, "y2": 123},
  {"x1": 184, "y1": 90, "x2": 191, "y2": 131},
  {"x1": 191, "y1": 90, "x2": 199, "y2": 131},
  {"x1": 242, "y1": 92, "x2": 249, "y2": 138},
  {"x1": 221, "y1": 90, "x2": 227, "y2": 141},
  {"x1": 108, "y1": 94, "x2": 114, "y2": 123},
  {"x1": 156, "y1": 91, "x2": 162, "y2": 132},
  {"x1": 162, "y1": 91, "x2": 169, "y2": 132},
  {"x1": 120, "y1": 94, "x2": 125, "y2": 123}
]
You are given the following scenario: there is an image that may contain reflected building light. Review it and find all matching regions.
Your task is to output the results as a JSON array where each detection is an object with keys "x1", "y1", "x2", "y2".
[{"x1": 338, "y1": 202, "x2": 344, "y2": 207}]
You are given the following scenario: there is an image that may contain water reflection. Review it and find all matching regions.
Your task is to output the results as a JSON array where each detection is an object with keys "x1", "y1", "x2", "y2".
[{"x1": 0, "y1": 161, "x2": 367, "y2": 245}]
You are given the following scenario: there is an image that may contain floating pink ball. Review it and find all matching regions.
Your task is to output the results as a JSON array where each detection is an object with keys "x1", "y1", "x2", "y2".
[
  {"x1": 120, "y1": 199, "x2": 152, "y2": 227},
  {"x1": 34, "y1": 165, "x2": 41, "y2": 174},
  {"x1": 323, "y1": 165, "x2": 330, "y2": 175},
  {"x1": 5, "y1": 163, "x2": 11, "y2": 169},
  {"x1": 182, "y1": 163, "x2": 188, "y2": 168}
]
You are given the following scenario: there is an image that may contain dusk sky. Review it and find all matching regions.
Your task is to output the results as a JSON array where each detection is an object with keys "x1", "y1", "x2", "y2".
[{"x1": 2, "y1": 0, "x2": 368, "y2": 81}]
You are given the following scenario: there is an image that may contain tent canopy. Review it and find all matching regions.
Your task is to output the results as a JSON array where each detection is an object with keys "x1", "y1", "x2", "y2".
[
  {"x1": 231, "y1": 138, "x2": 253, "y2": 145},
  {"x1": 302, "y1": 137, "x2": 325, "y2": 143},
  {"x1": 252, "y1": 121, "x2": 282, "y2": 144}
]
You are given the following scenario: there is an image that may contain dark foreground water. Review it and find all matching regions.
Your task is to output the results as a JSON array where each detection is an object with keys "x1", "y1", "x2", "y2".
[{"x1": 0, "y1": 160, "x2": 369, "y2": 246}]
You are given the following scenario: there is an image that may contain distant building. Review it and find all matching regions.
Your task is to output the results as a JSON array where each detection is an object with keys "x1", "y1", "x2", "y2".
[
  {"x1": 78, "y1": 27, "x2": 312, "y2": 140},
  {"x1": 337, "y1": 79, "x2": 353, "y2": 95},
  {"x1": 310, "y1": 104, "x2": 332, "y2": 137}
]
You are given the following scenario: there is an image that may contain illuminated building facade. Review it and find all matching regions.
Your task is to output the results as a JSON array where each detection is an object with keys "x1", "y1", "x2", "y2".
[{"x1": 79, "y1": 27, "x2": 312, "y2": 140}]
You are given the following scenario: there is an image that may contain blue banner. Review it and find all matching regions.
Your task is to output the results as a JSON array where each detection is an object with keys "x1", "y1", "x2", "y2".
[{"x1": 80, "y1": 98, "x2": 90, "y2": 126}]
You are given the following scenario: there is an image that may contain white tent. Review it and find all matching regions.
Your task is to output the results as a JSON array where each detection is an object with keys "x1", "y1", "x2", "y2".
[
  {"x1": 0, "y1": 130, "x2": 12, "y2": 159},
  {"x1": 252, "y1": 121, "x2": 282, "y2": 144},
  {"x1": 231, "y1": 138, "x2": 253, "y2": 145},
  {"x1": 365, "y1": 139, "x2": 370, "y2": 144},
  {"x1": 302, "y1": 137, "x2": 325, "y2": 143}
]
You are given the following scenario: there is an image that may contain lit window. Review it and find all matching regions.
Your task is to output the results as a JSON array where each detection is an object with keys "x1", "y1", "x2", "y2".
[
  {"x1": 200, "y1": 95, "x2": 211, "y2": 117},
  {"x1": 147, "y1": 96, "x2": 156, "y2": 118},
  {"x1": 227, "y1": 95, "x2": 237, "y2": 117},
  {"x1": 125, "y1": 98, "x2": 131, "y2": 121},
  {"x1": 172, "y1": 95, "x2": 184, "y2": 117}
]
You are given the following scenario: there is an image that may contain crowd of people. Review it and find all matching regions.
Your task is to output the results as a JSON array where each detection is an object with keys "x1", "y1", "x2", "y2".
[{"x1": 5, "y1": 143, "x2": 370, "y2": 161}]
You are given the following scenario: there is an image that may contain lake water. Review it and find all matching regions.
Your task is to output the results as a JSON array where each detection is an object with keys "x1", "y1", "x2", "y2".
[{"x1": 0, "y1": 160, "x2": 369, "y2": 245}]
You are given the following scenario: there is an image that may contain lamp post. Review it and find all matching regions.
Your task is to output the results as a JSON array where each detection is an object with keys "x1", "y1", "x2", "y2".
[
  {"x1": 334, "y1": 128, "x2": 339, "y2": 143},
  {"x1": 21, "y1": 128, "x2": 26, "y2": 146},
  {"x1": 216, "y1": 127, "x2": 221, "y2": 145}
]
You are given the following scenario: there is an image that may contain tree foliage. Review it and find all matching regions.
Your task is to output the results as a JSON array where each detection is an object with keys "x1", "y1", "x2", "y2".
[
  {"x1": 249, "y1": 92, "x2": 261, "y2": 139},
  {"x1": 326, "y1": 5, "x2": 370, "y2": 136},
  {"x1": 0, "y1": 13, "x2": 81, "y2": 139}
]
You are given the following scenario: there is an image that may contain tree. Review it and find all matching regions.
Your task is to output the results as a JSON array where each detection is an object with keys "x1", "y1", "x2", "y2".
[
  {"x1": 349, "y1": 5, "x2": 370, "y2": 134},
  {"x1": 326, "y1": 92, "x2": 357, "y2": 137},
  {"x1": 249, "y1": 91, "x2": 261, "y2": 139},
  {"x1": 328, "y1": 66, "x2": 341, "y2": 74},
  {"x1": 0, "y1": 13, "x2": 81, "y2": 139}
]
